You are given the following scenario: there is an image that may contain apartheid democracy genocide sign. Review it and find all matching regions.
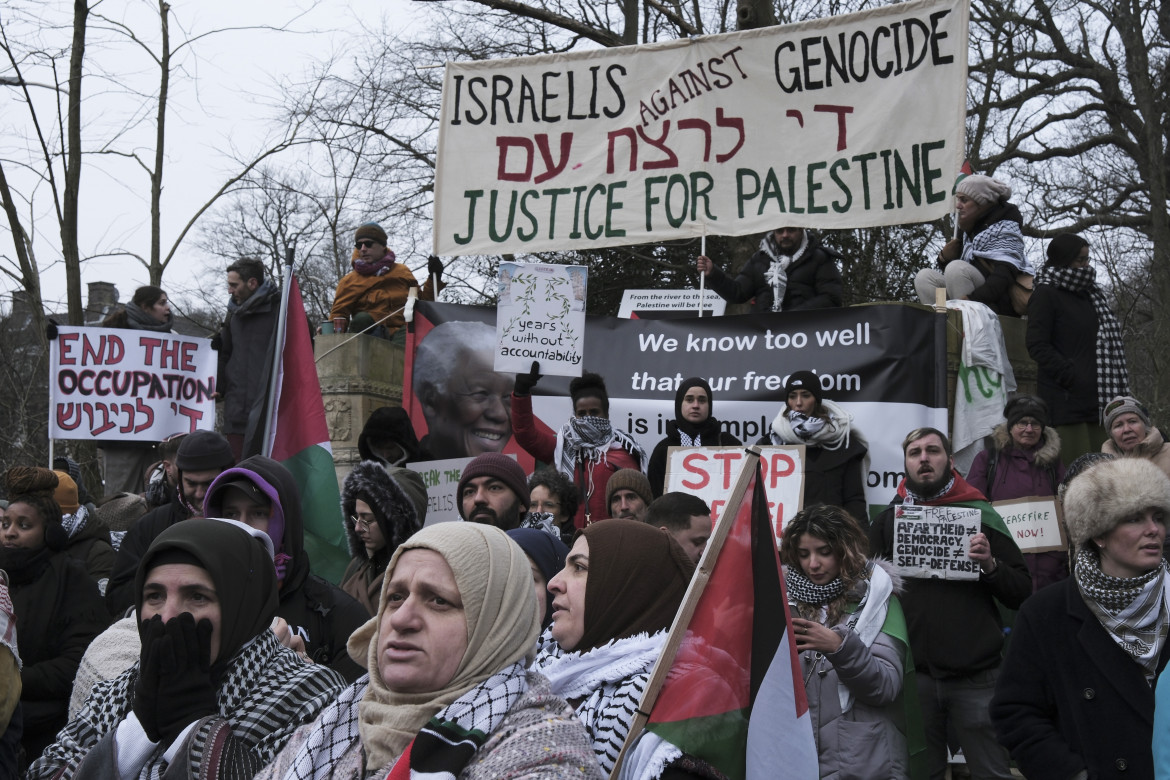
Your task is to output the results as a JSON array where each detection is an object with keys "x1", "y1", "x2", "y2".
[
  {"x1": 403, "y1": 301, "x2": 948, "y2": 517},
  {"x1": 893, "y1": 503, "x2": 982, "y2": 580},
  {"x1": 49, "y1": 326, "x2": 217, "y2": 441},
  {"x1": 433, "y1": 0, "x2": 969, "y2": 255}
]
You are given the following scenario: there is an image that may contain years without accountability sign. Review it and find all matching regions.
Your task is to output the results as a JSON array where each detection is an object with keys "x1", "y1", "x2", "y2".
[{"x1": 433, "y1": 0, "x2": 969, "y2": 255}]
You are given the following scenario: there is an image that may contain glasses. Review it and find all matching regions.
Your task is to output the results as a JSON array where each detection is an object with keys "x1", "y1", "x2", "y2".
[
  {"x1": 350, "y1": 515, "x2": 376, "y2": 531},
  {"x1": 1012, "y1": 419, "x2": 1042, "y2": 430},
  {"x1": 354, "y1": 239, "x2": 378, "y2": 249}
]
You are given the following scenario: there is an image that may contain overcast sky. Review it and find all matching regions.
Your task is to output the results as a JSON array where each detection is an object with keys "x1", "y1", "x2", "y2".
[{"x1": 1, "y1": 0, "x2": 419, "y2": 315}]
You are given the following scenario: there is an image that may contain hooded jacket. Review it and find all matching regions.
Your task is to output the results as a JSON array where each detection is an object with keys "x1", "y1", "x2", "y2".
[
  {"x1": 706, "y1": 232, "x2": 844, "y2": 312},
  {"x1": 339, "y1": 461, "x2": 427, "y2": 615},
  {"x1": 217, "y1": 279, "x2": 280, "y2": 436},
  {"x1": 204, "y1": 456, "x2": 369, "y2": 681},
  {"x1": 1102, "y1": 426, "x2": 1170, "y2": 481},
  {"x1": 647, "y1": 378, "x2": 742, "y2": 498},
  {"x1": 105, "y1": 491, "x2": 192, "y2": 617},
  {"x1": 357, "y1": 406, "x2": 431, "y2": 465}
]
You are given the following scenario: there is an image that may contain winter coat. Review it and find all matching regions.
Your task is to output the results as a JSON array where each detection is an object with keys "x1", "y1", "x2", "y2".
[
  {"x1": 867, "y1": 476, "x2": 1032, "y2": 679},
  {"x1": 797, "y1": 572, "x2": 911, "y2": 780},
  {"x1": 28, "y1": 632, "x2": 345, "y2": 780},
  {"x1": 944, "y1": 201, "x2": 1028, "y2": 317},
  {"x1": 511, "y1": 393, "x2": 641, "y2": 527},
  {"x1": 967, "y1": 424, "x2": 1069, "y2": 591},
  {"x1": 339, "y1": 460, "x2": 427, "y2": 616},
  {"x1": 105, "y1": 497, "x2": 190, "y2": 618},
  {"x1": 1026, "y1": 282, "x2": 1101, "y2": 425},
  {"x1": 707, "y1": 235, "x2": 843, "y2": 312},
  {"x1": 254, "y1": 671, "x2": 604, "y2": 780},
  {"x1": 757, "y1": 434, "x2": 869, "y2": 524},
  {"x1": 7, "y1": 551, "x2": 106, "y2": 767},
  {"x1": 217, "y1": 278, "x2": 281, "y2": 435},
  {"x1": 1156, "y1": 672, "x2": 1170, "y2": 779},
  {"x1": 1102, "y1": 427, "x2": 1170, "y2": 481},
  {"x1": 329, "y1": 262, "x2": 438, "y2": 337},
  {"x1": 648, "y1": 422, "x2": 741, "y2": 498},
  {"x1": 207, "y1": 456, "x2": 370, "y2": 682},
  {"x1": 62, "y1": 513, "x2": 116, "y2": 595},
  {"x1": 357, "y1": 405, "x2": 431, "y2": 465},
  {"x1": 991, "y1": 577, "x2": 1170, "y2": 780}
]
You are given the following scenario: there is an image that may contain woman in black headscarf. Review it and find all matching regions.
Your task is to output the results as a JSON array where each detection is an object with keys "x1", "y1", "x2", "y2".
[
  {"x1": 648, "y1": 377, "x2": 742, "y2": 498},
  {"x1": 27, "y1": 518, "x2": 346, "y2": 780}
]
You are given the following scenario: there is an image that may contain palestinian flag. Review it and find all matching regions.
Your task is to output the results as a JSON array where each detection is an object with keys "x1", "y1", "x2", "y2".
[
  {"x1": 644, "y1": 462, "x2": 818, "y2": 779},
  {"x1": 952, "y1": 159, "x2": 974, "y2": 193},
  {"x1": 264, "y1": 274, "x2": 350, "y2": 584}
]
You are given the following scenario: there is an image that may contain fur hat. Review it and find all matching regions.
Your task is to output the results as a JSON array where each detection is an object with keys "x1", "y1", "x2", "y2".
[
  {"x1": 1104, "y1": 395, "x2": 1151, "y2": 431},
  {"x1": 456, "y1": 454, "x2": 529, "y2": 520},
  {"x1": 605, "y1": 469, "x2": 653, "y2": 511},
  {"x1": 341, "y1": 461, "x2": 427, "y2": 557},
  {"x1": 53, "y1": 470, "x2": 80, "y2": 515},
  {"x1": 1062, "y1": 458, "x2": 1170, "y2": 551},
  {"x1": 956, "y1": 174, "x2": 1012, "y2": 206},
  {"x1": 784, "y1": 370, "x2": 823, "y2": 405},
  {"x1": 175, "y1": 430, "x2": 235, "y2": 472},
  {"x1": 354, "y1": 222, "x2": 388, "y2": 245},
  {"x1": 1004, "y1": 394, "x2": 1048, "y2": 430}
]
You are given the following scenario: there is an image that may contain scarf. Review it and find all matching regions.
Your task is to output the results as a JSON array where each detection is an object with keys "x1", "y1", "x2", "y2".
[
  {"x1": 534, "y1": 631, "x2": 664, "y2": 775},
  {"x1": 1034, "y1": 265, "x2": 1130, "y2": 420},
  {"x1": 785, "y1": 566, "x2": 846, "y2": 607},
  {"x1": 553, "y1": 416, "x2": 648, "y2": 484},
  {"x1": 759, "y1": 231, "x2": 810, "y2": 312},
  {"x1": 671, "y1": 378, "x2": 725, "y2": 447},
  {"x1": 0, "y1": 545, "x2": 53, "y2": 586},
  {"x1": 281, "y1": 663, "x2": 529, "y2": 780},
  {"x1": 124, "y1": 302, "x2": 173, "y2": 332},
  {"x1": 768, "y1": 398, "x2": 854, "y2": 450},
  {"x1": 901, "y1": 474, "x2": 957, "y2": 505},
  {"x1": 1074, "y1": 548, "x2": 1170, "y2": 683},
  {"x1": 347, "y1": 523, "x2": 540, "y2": 770},
  {"x1": 0, "y1": 572, "x2": 19, "y2": 668},
  {"x1": 61, "y1": 505, "x2": 90, "y2": 539},
  {"x1": 962, "y1": 204, "x2": 1032, "y2": 274},
  {"x1": 354, "y1": 252, "x2": 397, "y2": 277}
]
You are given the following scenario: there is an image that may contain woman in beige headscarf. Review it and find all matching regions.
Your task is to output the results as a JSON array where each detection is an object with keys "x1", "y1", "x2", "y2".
[{"x1": 257, "y1": 522, "x2": 603, "y2": 780}]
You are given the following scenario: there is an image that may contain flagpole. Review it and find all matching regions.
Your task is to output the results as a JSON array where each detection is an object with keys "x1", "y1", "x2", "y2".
[
  {"x1": 698, "y1": 231, "x2": 706, "y2": 318},
  {"x1": 610, "y1": 446, "x2": 764, "y2": 779},
  {"x1": 261, "y1": 247, "x2": 296, "y2": 457}
]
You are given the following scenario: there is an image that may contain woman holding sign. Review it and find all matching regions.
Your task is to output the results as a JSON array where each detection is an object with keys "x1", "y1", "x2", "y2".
[
  {"x1": 760, "y1": 371, "x2": 869, "y2": 524},
  {"x1": 992, "y1": 457, "x2": 1170, "y2": 780},
  {"x1": 782, "y1": 504, "x2": 917, "y2": 780}
]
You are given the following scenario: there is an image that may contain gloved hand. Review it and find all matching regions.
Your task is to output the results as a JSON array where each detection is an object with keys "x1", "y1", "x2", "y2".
[
  {"x1": 427, "y1": 255, "x2": 444, "y2": 279},
  {"x1": 45, "y1": 320, "x2": 59, "y2": 340},
  {"x1": 209, "y1": 332, "x2": 222, "y2": 351},
  {"x1": 513, "y1": 361, "x2": 542, "y2": 396},
  {"x1": 133, "y1": 613, "x2": 218, "y2": 744}
]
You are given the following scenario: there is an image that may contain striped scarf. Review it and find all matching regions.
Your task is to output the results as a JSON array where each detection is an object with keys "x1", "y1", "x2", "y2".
[
  {"x1": 553, "y1": 416, "x2": 648, "y2": 482},
  {"x1": 1075, "y1": 549, "x2": 1170, "y2": 684},
  {"x1": 1034, "y1": 265, "x2": 1129, "y2": 421}
]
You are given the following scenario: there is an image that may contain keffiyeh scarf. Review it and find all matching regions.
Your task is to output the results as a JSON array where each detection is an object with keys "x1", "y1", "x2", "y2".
[
  {"x1": 768, "y1": 399, "x2": 854, "y2": 450},
  {"x1": 1075, "y1": 549, "x2": 1170, "y2": 683},
  {"x1": 0, "y1": 571, "x2": 18, "y2": 668},
  {"x1": 760, "y1": 231, "x2": 810, "y2": 312},
  {"x1": 61, "y1": 505, "x2": 91, "y2": 539},
  {"x1": 283, "y1": 662, "x2": 529, "y2": 780},
  {"x1": 534, "y1": 631, "x2": 663, "y2": 775},
  {"x1": 1034, "y1": 265, "x2": 1129, "y2": 421},
  {"x1": 553, "y1": 416, "x2": 647, "y2": 482},
  {"x1": 963, "y1": 218, "x2": 1031, "y2": 274}
]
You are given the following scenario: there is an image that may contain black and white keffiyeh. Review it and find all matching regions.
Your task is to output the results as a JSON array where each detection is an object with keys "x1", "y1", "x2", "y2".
[
  {"x1": 1034, "y1": 265, "x2": 1129, "y2": 421},
  {"x1": 534, "y1": 630, "x2": 663, "y2": 775},
  {"x1": 553, "y1": 416, "x2": 648, "y2": 480},
  {"x1": 1074, "y1": 549, "x2": 1170, "y2": 683},
  {"x1": 281, "y1": 662, "x2": 529, "y2": 780},
  {"x1": 759, "y1": 231, "x2": 810, "y2": 312},
  {"x1": 963, "y1": 218, "x2": 1032, "y2": 274},
  {"x1": 768, "y1": 398, "x2": 855, "y2": 451},
  {"x1": 785, "y1": 566, "x2": 846, "y2": 607}
]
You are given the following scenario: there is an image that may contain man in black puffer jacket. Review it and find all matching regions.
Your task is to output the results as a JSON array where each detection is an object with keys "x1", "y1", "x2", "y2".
[{"x1": 696, "y1": 227, "x2": 844, "y2": 312}]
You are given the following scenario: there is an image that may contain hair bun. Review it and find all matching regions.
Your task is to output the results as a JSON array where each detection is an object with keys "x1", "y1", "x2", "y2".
[{"x1": 5, "y1": 466, "x2": 59, "y2": 498}]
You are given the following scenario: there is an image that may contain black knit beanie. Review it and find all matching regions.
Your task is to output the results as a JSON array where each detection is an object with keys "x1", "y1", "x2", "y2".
[{"x1": 175, "y1": 430, "x2": 235, "y2": 472}]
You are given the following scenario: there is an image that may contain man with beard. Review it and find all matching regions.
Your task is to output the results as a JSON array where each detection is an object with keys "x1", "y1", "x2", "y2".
[
  {"x1": 867, "y1": 427, "x2": 1030, "y2": 780},
  {"x1": 696, "y1": 227, "x2": 843, "y2": 312},
  {"x1": 104, "y1": 431, "x2": 235, "y2": 617},
  {"x1": 457, "y1": 453, "x2": 529, "y2": 530},
  {"x1": 216, "y1": 257, "x2": 280, "y2": 461}
]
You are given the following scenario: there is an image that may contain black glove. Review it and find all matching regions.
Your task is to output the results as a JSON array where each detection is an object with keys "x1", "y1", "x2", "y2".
[
  {"x1": 513, "y1": 361, "x2": 542, "y2": 396},
  {"x1": 45, "y1": 320, "x2": 59, "y2": 340},
  {"x1": 133, "y1": 613, "x2": 218, "y2": 744},
  {"x1": 427, "y1": 255, "x2": 444, "y2": 279},
  {"x1": 209, "y1": 332, "x2": 222, "y2": 351}
]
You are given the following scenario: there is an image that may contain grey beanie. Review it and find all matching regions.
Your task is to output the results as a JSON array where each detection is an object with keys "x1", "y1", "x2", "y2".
[
  {"x1": 1104, "y1": 395, "x2": 1151, "y2": 431},
  {"x1": 956, "y1": 174, "x2": 1012, "y2": 206},
  {"x1": 1062, "y1": 458, "x2": 1170, "y2": 551}
]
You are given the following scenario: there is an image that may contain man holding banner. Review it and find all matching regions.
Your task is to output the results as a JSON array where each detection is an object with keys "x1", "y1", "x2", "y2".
[
  {"x1": 697, "y1": 228, "x2": 844, "y2": 313},
  {"x1": 867, "y1": 428, "x2": 1030, "y2": 779}
]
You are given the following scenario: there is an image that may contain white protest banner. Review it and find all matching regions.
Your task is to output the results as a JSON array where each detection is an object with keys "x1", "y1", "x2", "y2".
[
  {"x1": 495, "y1": 262, "x2": 586, "y2": 376},
  {"x1": 664, "y1": 445, "x2": 804, "y2": 543},
  {"x1": 49, "y1": 326, "x2": 216, "y2": 441},
  {"x1": 434, "y1": 0, "x2": 968, "y2": 256},
  {"x1": 617, "y1": 289, "x2": 727, "y2": 318},
  {"x1": 409, "y1": 456, "x2": 476, "y2": 525},
  {"x1": 893, "y1": 504, "x2": 982, "y2": 580},
  {"x1": 993, "y1": 496, "x2": 1066, "y2": 554}
]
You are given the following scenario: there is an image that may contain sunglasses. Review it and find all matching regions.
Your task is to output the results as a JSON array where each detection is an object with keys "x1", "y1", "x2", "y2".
[{"x1": 354, "y1": 239, "x2": 379, "y2": 249}]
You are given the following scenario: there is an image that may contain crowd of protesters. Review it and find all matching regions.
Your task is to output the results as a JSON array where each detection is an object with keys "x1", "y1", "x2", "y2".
[{"x1": 5, "y1": 189, "x2": 1170, "y2": 778}]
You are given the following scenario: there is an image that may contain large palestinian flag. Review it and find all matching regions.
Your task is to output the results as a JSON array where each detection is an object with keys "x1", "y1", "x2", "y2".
[{"x1": 642, "y1": 460, "x2": 818, "y2": 779}]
